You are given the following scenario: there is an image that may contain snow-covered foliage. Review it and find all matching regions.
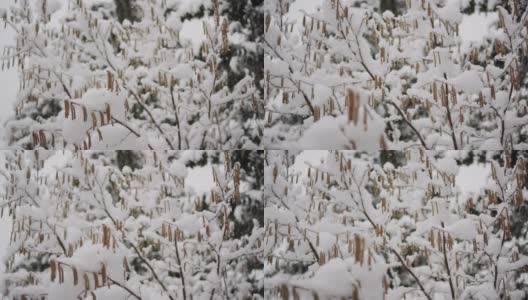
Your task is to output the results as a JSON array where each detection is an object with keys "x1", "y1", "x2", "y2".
[
  {"x1": 1, "y1": 0, "x2": 263, "y2": 149},
  {"x1": 0, "y1": 150, "x2": 264, "y2": 299},
  {"x1": 264, "y1": 0, "x2": 528, "y2": 150},
  {"x1": 264, "y1": 150, "x2": 528, "y2": 299}
]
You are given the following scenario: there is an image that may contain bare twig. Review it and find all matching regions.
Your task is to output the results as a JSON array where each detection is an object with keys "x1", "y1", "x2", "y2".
[
  {"x1": 174, "y1": 237, "x2": 187, "y2": 300},
  {"x1": 441, "y1": 222, "x2": 455, "y2": 299}
]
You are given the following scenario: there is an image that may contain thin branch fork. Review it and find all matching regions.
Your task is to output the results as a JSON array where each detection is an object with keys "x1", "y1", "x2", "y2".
[
  {"x1": 23, "y1": 190, "x2": 68, "y2": 256},
  {"x1": 77, "y1": 15, "x2": 175, "y2": 150},
  {"x1": 270, "y1": 189, "x2": 320, "y2": 262},
  {"x1": 390, "y1": 248, "x2": 433, "y2": 300},
  {"x1": 88, "y1": 178, "x2": 175, "y2": 300},
  {"x1": 441, "y1": 222, "x2": 456, "y2": 300},
  {"x1": 338, "y1": 18, "x2": 430, "y2": 149},
  {"x1": 263, "y1": 38, "x2": 316, "y2": 115},
  {"x1": 343, "y1": 175, "x2": 433, "y2": 300},
  {"x1": 129, "y1": 243, "x2": 176, "y2": 300},
  {"x1": 174, "y1": 236, "x2": 187, "y2": 300}
]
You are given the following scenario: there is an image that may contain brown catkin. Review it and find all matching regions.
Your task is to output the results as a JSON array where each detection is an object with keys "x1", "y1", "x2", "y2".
[
  {"x1": 50, "y1": 260, "x2": 56, "y2": 281},
  {"x1": 353, "y1": 286, "x2": 360, "y2": 300},
  {"x1": 59, "y1": 264, "x2": 64, "y2": 283},
  {"x1": 101, "y1": 264, "x2": 107, "y2": 286},
  {"x1": 280, "y1": 285, "x2": 289, "y2": 300},
  {"x1": 71, "y1": 103, "x2": 76, "y2": 119},
  {"x1": 313, "y1": 106, "x2": 320, "y2": 122},
  {"x1": 84, "y1": 273, "x2": 90, "y2": 290},
  {"x1": 433, "y1": 81, "x2": 438, "y2": 102},
  {"x1": 73, "y1": 267, "x2": 78, "y2": 285},
  {"x1": 123, "y1": 257, "x2": 130, "y2": 272},
  {"x1": 91, "y1": 112, "x2": 97, "y2": 128},
  {"x1": 39, "y1": 131, "x2": 46, "y2": 147},
  {"x1": 490, "y1": 85, "x2": 496, "y2": 100},
  {"x1": 100, "y1": 111, "x2": 106, "y2": 126},
  {"x1": 65, "y1": 100, "x2": 70, "y2": 118},
  {"x1": 32, "y1": 132, "x2": 39, "y2": 146},
  {"x1": 354, "y1": 234, "x2": 362, "y2": 264},
  {"x1": 221, "y1": 19, "x2": 230, "y2": 55},
  {"x1": 162, "y1": 223, "x2": 167, "y2": 238},
  {"x1": 107, "y1": 71, "x2": 113, "y2": 91},
  {"x1": 93, "y1": 272, "x2": 99, "y2": 289},
  {"x1": 105, "y1": 103, "x2": 111, "y2": 122},
  {"x1": 451, "y1": 86, "x2": 457, "y2": 104}
]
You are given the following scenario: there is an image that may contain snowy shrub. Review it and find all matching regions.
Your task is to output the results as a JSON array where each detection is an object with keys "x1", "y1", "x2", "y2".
[
  {"x1": 0, "y1": 151, "x2": 264, "y2": 299},
  {"x1": 264, "y1": 0, "x2": 528, "y2": 150},
  {"x1": 1, "y1": 0, "x2": 263, "y2": 149},
  {"x1": 264, "y1": 150, "x2": 528, "y2": 299}
]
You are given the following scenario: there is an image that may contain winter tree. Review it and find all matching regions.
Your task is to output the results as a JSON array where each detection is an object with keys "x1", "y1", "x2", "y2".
[
  {"x1": 0, "y1": 150, "x2": 264, "y2": 299},
  {"x1": 264, "y1": 150, "x2": 528, "y2": 299},
  {"x1": 264, "y1": 0, "x2": 528, "y2": 150},
  {"x1": 0, "y1": 0, "x2": 263, "y2": 149}
]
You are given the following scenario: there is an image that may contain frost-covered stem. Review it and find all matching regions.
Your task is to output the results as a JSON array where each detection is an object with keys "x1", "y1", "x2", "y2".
[
  {"x1": 488, "y1": 104, "x2": 504, "y2": 136},
  {"x1": 90, "y1": 179, "x2": 119, "y2": 227},
  {"x1": 345, "y1": 177, "x2": 432, "y2": 300},
  {"x1": 271, "y1": 190, "x2": 320, "y2": 262},
  {"x1": 441, "y1": 76, "x2": 459, "y2": 150},
  {"x1": 222, "y1": 267, "x2": 229, "y2": 300},
  {"x1": 341, "y1": 13, "x2": 429, "y2": 148},
  {"x1": 24, "y1": 190, "x2": 67, "y2": 255},
  {"x1": 390, "y1": 248, "x2": 432, "y2": 300},
  {"x1": 500, "y1": 119, "x2": 506, "y2": 146},
  {"x1": 90, "y1": 179, "x2": 174, "y2": 300},
  {"x1": 278, "y1": 0, "x2": 284, "y2": 32},
  {"x1": 263, "y1": 38, "x2": 316, "y2": 115},
  {"x1": 445, "y1": 91, "x2": 458, "y2": 150},
  {"x1": 52, "y1": 230, "x2": 68, "y2": 256},
  {"x1": 494, "y1": 230, "x2": 507, "y2": 289},
  {"x1": 122, "y1": 81, "x2": 175, "y2": 150},
  {"x1": 344, "y1": 176, "x2": 377, "y2": 229},
  {"x1": 441, "y1": 222, "x2": 455, "y2": 299},
  {"x1": 206, "y1": 240, "x2": 226, "y2": 297},
  {"x1": 500, "y1": 76, "x2": 514, "y2": 146},
  {"x1": 174, "y1": 237, "x2": 187, "y2": 300},
  {"x1": 106, "y1": 277, "x2": 142, "y2": 300},
  {"x1": 82, "y1": 21, "x2": 175, "y2": 150},
  {"x1": 169, "y1": 85, "x2": 182, "y2": 150},
  {"x1": 387, "y1": 102, "x2": 429, "y2": 149},
  {"x1": 129, "y1": 242, "x2": 176, "y2": 300},
  {"x1": 337, "y1": 27, "x2": 429, "y2": 149}
]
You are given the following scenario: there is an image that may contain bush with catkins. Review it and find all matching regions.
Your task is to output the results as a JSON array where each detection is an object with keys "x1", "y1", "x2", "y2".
[
  {"x1": 264, "y1": 0, "x2": 528, "y2": 150},
  {"x1": 264, "y1": 150, "x2": 528, "y2": 299},
  {"x1": 1, "y1": 0, "x2": 262, "y2": 150},
  {"x1": 0, "y1": 151, "x2": 264, "y2": 300}
]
